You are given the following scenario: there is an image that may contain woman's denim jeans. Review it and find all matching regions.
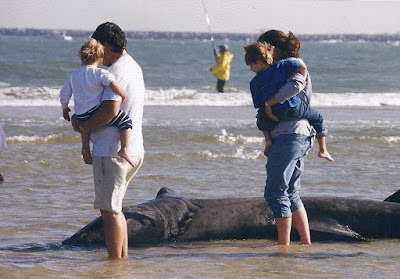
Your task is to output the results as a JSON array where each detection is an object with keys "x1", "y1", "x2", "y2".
[{"x1": 264, "y1": 133, "x2": 311, "y2": 218}]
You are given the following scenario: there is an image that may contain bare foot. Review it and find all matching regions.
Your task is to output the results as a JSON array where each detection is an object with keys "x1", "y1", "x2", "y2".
[
  {"x1": 318, "y1": 150, "x2": 334, "y2": 162},
  {"x1": 264, "y1": 140, "x2": 273, "y2": 157},
  {"x1": 118, "y1": 150, "x2": 135, "y2": 167},
  {"x1": 82, "y1": 148, "x2": 92, "y2": 165}
]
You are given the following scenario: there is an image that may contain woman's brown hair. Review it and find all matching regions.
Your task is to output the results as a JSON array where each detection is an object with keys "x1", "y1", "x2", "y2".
[{"x1": 258, "y1": 30, "x2": 300, "y2": 58}]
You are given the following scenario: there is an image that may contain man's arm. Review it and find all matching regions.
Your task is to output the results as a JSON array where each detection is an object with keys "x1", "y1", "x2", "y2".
[
  {"x1": 71, "y1": 100, "x2": 120, "y2": 132},
  {"x1": 213, "y1": 48, "x2": 218, "y2": 58}
]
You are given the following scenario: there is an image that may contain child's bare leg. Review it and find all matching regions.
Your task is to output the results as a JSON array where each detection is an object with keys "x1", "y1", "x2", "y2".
[
  {"x1": 118, "y1": 129, "x2": 135, "y2": 167},
  {"x1": 262, "y1": 130, "x2": 273, "y2": 157},
  {"x1": 317, "y1": 136, "x2": 334, "y2": 162},
  {"x1": 81, "y1": 131, "x2": 92, "y2": 165}
]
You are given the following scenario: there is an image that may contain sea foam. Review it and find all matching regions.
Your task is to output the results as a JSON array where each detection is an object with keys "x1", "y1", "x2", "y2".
[{"x1": 1, "y1": 86, "x2": 400, "y2": 107}]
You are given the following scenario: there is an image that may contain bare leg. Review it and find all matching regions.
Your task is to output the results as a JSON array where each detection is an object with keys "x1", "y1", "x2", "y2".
[
  {"x1": 292, "y1": 206, "x2": 311, "y2": 245},
  {"x1": 317, "y1": 137, "x2": 334, "y2": 162},
  {"x1": 262, "y1": 131, "x2": 273, "y2": 157},
  {"x1": 275, "y1": 217, "x2": 292, "y2": 245},
  {"x1": 81, "y1": 131, "x2": 92, "y2": 165},
  {"x1": 121, "y1": 212, "x2": 128, "y2": 258},
  {"x1": 101, "y1": 210, "x2": 128, "y2": 259},
  {"x1": 118, "y1": 130, "x2": 135, "y2": 167}
]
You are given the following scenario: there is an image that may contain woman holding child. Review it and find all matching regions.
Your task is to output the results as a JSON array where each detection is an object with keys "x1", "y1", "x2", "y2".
[{"x1": 256, "y1": 30, "x2": 320, "y2": 245}]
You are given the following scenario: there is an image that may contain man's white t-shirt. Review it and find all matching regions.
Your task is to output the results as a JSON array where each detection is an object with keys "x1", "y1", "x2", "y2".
[{"x1": 90, "y1": 54, "x2": 145, "y2": 159}]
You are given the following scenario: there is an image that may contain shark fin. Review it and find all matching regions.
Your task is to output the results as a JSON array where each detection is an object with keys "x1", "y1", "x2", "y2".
[{"x1": 384, "y1": 190, "x2": 400, "y2": 203}]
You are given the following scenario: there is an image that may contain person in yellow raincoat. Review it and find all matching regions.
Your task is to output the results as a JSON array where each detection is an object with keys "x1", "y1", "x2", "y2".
[{"x1": 210, "y1": 44, "x2": 233, "y2": 93}]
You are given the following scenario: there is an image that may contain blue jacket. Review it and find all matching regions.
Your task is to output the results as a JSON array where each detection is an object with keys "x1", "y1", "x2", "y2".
[{"x1": 250, "y1": 58, "x2": 302, "y2": 114}]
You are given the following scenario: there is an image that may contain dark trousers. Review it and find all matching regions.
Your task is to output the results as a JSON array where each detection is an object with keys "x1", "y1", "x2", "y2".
[{"x1": 216, "y1": 79, "x2": 226, "y2": 93}]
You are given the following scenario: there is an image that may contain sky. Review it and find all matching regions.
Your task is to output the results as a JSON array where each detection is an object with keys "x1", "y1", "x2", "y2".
[{"x1": 1, "y1": 0, "x2": 400, "y2": 35}]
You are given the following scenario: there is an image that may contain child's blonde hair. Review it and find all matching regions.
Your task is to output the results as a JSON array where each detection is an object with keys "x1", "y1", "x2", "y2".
[
  {"x1": 243, "y1": 42, "x2": 274, "y2": 66},
  {"x1": 79, "y1": 38, "x2": 104, "y2": 65}
]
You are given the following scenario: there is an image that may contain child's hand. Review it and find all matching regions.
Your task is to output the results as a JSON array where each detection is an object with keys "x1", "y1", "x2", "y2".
[
  {"x1": 71, "y1": 114, "x2": 84, "y2": 133},
  {"x1": 109, "y1": 81, "x2": 126, "y2": 102},
  {"x1": 63, "y1": 107, "x2": 71, "y2": 121},
  {"x1": 265, "y1": 103, "x2": 279, "y2": 121}
]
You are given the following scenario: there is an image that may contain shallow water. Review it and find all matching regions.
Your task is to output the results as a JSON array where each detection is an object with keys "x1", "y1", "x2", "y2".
[
  {"x1": 1, "y1": 240, "x2": 399, "y2": 278},
  {"x1": 1, "y1": 105, "x2": 400, "y2": 278}
]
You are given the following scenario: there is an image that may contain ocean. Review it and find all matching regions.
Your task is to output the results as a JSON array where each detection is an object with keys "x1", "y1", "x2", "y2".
[{"x1": 0, "y1": 31, "x2": 400, "y2": 278}]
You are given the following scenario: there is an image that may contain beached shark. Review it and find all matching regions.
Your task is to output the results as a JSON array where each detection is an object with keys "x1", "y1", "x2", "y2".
[{"x1": 62, "y1": 187, "x2": 400, "y2": 246}]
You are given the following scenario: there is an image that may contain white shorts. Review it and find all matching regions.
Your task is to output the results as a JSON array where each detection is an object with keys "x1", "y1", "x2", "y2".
[{"x1": 93, "y1": 156, "x2": 143, "y2": 213}]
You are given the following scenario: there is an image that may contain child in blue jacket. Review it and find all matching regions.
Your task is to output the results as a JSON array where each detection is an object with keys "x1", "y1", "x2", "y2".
[{"x1": 244, "y1": 42, "x2": 333, "y2": 162}]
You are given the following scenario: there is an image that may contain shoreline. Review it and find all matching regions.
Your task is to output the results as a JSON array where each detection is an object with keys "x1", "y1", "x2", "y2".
[{"x1": 1, "y1": 27, "x2": 400, "y2": 42}]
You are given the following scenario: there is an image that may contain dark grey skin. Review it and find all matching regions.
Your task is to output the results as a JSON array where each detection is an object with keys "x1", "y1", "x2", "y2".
[{"x1": 62, "y1": 188, "x2": 400, "y2": 246}]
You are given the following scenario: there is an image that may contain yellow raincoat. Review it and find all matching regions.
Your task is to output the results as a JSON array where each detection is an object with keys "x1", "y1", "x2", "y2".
[{"x1": 211, "y1": 52, "x2": 233, "y2": 81}]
